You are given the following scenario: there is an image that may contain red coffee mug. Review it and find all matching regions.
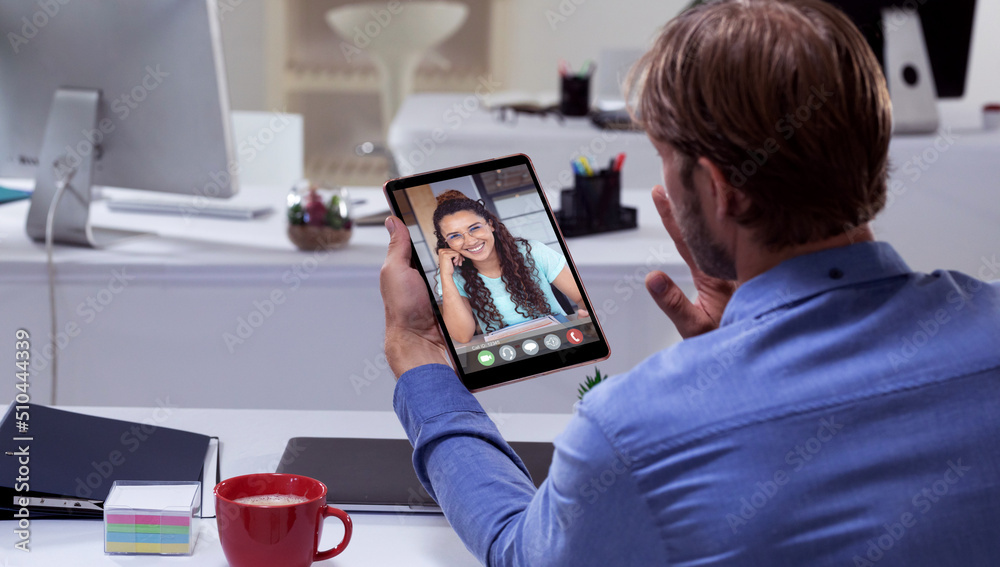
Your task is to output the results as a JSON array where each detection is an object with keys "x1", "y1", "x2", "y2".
[{"x1": 215, "y1": 473, "x2": 352, "y2": 567}]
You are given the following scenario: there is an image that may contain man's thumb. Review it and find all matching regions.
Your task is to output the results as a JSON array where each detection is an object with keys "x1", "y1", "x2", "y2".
[
  {"x1": 385, "y1": 216, "x2": 412, "y2": 263},
  {"x1": 645, "y1": 271, "x2": 701, "y2": 336}
]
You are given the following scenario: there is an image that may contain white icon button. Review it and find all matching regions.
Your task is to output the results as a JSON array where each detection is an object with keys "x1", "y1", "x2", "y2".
[{"x1": 499, "y1": 345, "x2": 517, "y2": 361}]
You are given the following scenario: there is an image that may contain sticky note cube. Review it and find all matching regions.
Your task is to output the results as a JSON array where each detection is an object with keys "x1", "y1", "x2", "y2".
[{"x1": 103, "y1": 481, "x2": 201, "y2": 556}]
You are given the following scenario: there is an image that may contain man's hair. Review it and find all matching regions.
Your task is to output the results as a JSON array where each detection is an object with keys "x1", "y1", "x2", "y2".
[{"x1": 628, "y1": 0, "x2": 892, "y2": 250}]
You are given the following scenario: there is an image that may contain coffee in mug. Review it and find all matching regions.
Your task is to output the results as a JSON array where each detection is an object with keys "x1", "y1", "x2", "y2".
[
  {"x1": 215, "y1": 474, "x2": 351, "y2": 567},
  {"x1": 233, "y1": 494, "x2": 309, "y2": 506}
]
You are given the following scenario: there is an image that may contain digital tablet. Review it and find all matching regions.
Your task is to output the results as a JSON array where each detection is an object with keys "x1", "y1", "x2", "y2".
[{"x1": 384, "y1": 154, "x2": 610, "y2": 391}]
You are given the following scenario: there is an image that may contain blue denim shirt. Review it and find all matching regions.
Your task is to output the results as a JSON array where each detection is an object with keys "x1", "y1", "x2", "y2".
[{"x1": 393, "y1": 242, "x2": 1000, "y2": 566}]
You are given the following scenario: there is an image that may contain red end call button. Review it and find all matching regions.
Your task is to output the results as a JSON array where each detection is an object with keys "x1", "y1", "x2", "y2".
[{"x1": 566, "y1": 328, "x2": 584, "y2": 344}]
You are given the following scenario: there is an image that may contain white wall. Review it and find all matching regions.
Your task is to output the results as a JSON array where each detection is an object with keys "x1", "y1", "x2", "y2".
[
  {"x1": 213, "y1": 1, "x2": 690, "y2": 110},
  {"x1": 218, "y1": 0, "x2": 1000, "y2": 126},
  {"x1": 218, "y1": 1, "x2": 268, "y2": 111},
  {"x1": 504, "y1": 0, "x2": 1000, "y2": 127},
  {"x1": 503, "y1": 0, "x2": 687, "y2": 93}
]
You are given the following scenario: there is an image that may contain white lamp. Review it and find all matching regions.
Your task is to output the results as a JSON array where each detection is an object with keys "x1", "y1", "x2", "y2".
[{"x1": 327, "y1": 1, "x2": 469, "y2": 133}]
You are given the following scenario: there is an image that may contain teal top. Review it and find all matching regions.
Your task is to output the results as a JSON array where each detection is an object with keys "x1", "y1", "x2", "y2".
[{"x1": 436, "y1": 239, "x2": 568, "y2": 334}]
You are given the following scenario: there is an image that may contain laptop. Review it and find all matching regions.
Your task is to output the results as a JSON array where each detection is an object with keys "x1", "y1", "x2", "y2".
[{"x1": 275, "y1": 437, "x2": 554, "y2": 513}]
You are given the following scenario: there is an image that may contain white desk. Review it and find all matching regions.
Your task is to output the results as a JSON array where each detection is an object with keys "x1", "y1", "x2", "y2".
[
  {"x1": 0, "y1": 405, "x2": 572, "y2": 566},
  {"x1": 388, "y1": 94, "x2": 664, "y2": 193},
  {"x1": 0, "y1": 183, "x2": 689, "y2": 412},
  {"x1": 389, "y1": 94, "x2": 1000, "y2": 278}
]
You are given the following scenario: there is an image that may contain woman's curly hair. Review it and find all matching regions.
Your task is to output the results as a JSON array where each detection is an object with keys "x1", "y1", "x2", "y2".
[{"x1": 432, "y1": 190, "x2": 554, "y2": 333}]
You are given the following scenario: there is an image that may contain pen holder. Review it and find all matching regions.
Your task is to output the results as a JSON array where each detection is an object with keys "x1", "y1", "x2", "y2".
[
  {"x1": 573, "y1": 170, "x2": 621, "y2": 227},
  {"x1": 559, "y1": 75, "x2": 591, "y2": 117},
  {"x1": 556, "y1": 169, "x2": 637, "y2": 237}
]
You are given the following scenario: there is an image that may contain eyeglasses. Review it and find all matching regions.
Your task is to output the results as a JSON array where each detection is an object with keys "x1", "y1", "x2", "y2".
[{"x1": 445, "y1": 224, "x2": 487, "y2": 246}]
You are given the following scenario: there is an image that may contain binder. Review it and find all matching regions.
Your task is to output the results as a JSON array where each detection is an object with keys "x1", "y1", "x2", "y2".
[{"x1": 1, "y1": 403, "x2": 217, "y2": 520}]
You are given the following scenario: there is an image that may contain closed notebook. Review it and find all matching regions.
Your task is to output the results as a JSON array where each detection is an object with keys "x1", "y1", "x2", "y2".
[
  {"x1": 1, "y1": 403, "x2": 214, "y2": 520},
  {"x1": 276, "y1": 437, "x2": 554, "y2": 513}
]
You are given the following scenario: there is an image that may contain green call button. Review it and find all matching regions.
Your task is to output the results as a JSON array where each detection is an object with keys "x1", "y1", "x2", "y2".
[{"x1": 478, "y1": 350, "x2": 496, "y2": 366}]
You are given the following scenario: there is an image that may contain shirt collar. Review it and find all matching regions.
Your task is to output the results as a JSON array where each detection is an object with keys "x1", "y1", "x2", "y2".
[{"x1": 720, "y1": 241, "x2": 912, "y2": 326}]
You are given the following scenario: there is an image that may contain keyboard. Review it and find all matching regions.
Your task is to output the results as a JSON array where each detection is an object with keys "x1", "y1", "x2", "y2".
[{"x1": 106, "y1": 198, "x2": 275, "y2": 220}]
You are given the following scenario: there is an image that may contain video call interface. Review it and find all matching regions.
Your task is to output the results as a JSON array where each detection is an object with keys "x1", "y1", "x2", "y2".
[{"x1": 392, "y1": 164, "x2": 600, "y2": 373}]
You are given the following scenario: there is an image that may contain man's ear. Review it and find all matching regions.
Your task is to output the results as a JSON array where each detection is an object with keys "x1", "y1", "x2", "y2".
[{"x1": 697, "y1": 156, "x2": 750, "y2": 220}]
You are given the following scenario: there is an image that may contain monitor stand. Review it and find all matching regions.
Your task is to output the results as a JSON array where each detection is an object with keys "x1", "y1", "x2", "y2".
[
  {"x1": 882, "y1": 8, "x2": 940, "y2": 135},
  {"x1": 25, "y1": 88, "x2": 150, "y2": 248}
]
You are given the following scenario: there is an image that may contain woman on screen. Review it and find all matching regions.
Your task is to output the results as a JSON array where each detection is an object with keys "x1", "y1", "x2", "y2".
[{"x1": 433, "y1": 190, "x2": 587, "y2": 343}]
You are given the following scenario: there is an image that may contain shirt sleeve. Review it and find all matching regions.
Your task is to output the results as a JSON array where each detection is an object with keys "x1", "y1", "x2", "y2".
[
  {"x1": 527, "y1": 240, "x2": 567, "y2": 284},
  {"x1": 393, "y1": 364, "x2": 664, "y2": 566}
]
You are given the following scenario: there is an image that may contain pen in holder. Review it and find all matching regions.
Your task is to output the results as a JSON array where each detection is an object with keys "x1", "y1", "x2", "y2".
[
  {"x1": 559, "y1": 75, "x2": 591, "y2": 117},
  {"x1": 556, "y1": 166, "x2": 637, "y2": 237}
]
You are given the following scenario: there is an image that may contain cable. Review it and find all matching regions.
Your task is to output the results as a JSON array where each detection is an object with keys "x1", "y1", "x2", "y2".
[{"x1": 44, "y1": 157, "x2": 77, "y2": 405}]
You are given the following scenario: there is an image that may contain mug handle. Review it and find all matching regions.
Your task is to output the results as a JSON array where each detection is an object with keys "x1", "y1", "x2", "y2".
[{"x1": 314, "y1": 505, "x2": 353, "y2": 561}]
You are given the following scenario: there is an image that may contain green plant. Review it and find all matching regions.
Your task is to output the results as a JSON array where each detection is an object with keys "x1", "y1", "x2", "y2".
[
  {"x1": 326, "y1": 194, "x2": 350, "y2": 230},
  {"x1": 577, "y1": 367, "x2": 606, "y2": 400},
  {"x1": 288, "y1": 202, "x2": 305, "y2": 225}
]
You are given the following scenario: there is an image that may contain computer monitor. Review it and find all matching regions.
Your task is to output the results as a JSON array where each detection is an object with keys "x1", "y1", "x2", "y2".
[
  {"x1": 827, "y1": 0, "x2": 978, "y2": 133},
  {"x1": 829, "y1": 0, "x2": 977, "y2": 99},
  {"x1": 0, "y1": 0, "x2": 237, "y2": 247}
]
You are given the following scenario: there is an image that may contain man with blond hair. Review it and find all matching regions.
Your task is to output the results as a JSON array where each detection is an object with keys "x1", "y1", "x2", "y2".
[{"x1": 379, "y1": 0, "x2": 1000, "y2": 565}]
